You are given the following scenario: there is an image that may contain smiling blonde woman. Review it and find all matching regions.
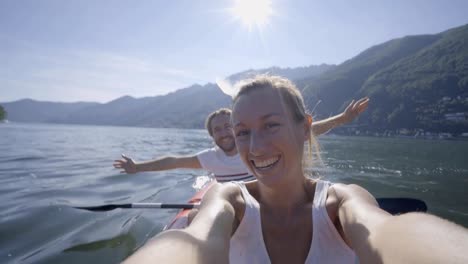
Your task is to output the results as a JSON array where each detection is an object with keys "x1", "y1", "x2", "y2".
[{"x1": 124, "y1": 76, "x2": 468, "y2": 264}]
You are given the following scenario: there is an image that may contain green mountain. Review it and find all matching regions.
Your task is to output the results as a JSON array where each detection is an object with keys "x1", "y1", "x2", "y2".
[
  {"x1": 299, "y1": 24, "x2": 468, "y2": 135},
  {"x1": 2, "y1": 24, "x2": 467, "y2": 135},
  {"x1": 1, "y1": 66, "x2": 328, "y2": 128},
  {"x1": 360, "y1": 25, "x2": 468, "y2": 133},
  {"x1": 300, "y1": 34, "x2": 441, "y2": 115}
]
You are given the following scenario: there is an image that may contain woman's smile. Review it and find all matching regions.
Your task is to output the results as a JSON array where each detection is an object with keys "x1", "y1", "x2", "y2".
[{"x1": 250, "y1": 154, "x2": 281, "y2": 171}]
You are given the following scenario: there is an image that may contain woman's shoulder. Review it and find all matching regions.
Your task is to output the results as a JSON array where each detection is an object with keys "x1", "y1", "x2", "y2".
[
  {"x1": 216, "y1": 182, "x2": 251, "y2": 229},
  {"x1": 215, "y1": 182, "x2": 249, "y2": 209},
  {"x1": 328, "y1": 183, "x2": 376, "y2": 203},
  {"x1": 207, "y1": 182, "x2": 244, "y2": 202}
]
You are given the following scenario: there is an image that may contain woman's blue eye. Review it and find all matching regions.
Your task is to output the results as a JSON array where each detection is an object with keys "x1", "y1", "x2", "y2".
[{"x1": 266, "y1": 123, "x2": 280, "y2": 129}]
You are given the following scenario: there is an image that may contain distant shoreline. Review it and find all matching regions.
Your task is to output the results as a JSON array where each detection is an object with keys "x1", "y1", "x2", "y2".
[
  {"x1": 3, "y1": 121, "x2": 468, "y2": 141},
  {"x1": 331, "y1": 131, "x2": 468, "y2": 141}
]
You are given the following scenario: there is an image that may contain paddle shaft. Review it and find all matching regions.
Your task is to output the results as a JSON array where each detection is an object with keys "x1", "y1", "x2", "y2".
[
  {"x1": 74, "y1": 202, "x2": 200, "y2": 211},
  {"x1": 74, "y1": 198, "x2": 426, "y2": 214},
  {"x1": 130, "y1": 203, "x2": 198, "y2": 209}
]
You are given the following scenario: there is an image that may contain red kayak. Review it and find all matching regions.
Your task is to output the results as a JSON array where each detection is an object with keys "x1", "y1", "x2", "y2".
[
  {"x1": 164, "y1": 181, "x2": 215, "y2": 230},
  {"x1": 163, "y1": 179, "x2": 428, "y2": 230}
]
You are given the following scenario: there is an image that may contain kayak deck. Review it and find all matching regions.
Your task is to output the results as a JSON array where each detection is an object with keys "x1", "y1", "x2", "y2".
[{"x1": 163, "y1": 181, "x2": 427, "y2": 230}]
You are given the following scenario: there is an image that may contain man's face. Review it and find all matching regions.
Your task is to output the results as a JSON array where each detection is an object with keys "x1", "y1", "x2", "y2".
[{"x1": 210, "y1": 114, "x2": 237, "y2": 155}]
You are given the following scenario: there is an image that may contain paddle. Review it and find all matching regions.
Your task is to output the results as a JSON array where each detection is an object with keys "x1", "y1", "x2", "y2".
[
  {"x1": 73, "y1": 198, "x2": 426, "y2": 214},
  {"x1": 74, "y1": 202, "x2": 200, "y2": 212}
]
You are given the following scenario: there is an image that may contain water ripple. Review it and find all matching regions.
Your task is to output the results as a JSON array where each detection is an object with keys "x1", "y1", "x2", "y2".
[{"x1": 1, "y1": 124, "x2": 467, "y2": 263}]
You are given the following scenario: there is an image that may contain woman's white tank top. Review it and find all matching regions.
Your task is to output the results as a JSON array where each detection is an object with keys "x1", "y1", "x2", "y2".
[{"x1": 229, "y1": 180, "x2": 357, "y2": 263}]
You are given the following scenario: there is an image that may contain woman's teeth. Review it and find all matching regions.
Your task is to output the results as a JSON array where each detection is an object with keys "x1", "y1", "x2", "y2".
[{"x1": 252, "y1": 156, "x2": 280, "y2": 169}]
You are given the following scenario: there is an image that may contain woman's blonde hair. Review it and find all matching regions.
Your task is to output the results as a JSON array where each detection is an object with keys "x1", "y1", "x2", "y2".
[{"x1": 232, "y1": 75, "x2": 322, "y2": 174}]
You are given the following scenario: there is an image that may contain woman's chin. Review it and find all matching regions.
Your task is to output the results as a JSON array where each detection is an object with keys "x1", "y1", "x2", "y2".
[{"x1": 254, "y1": 172, "x2": 286, "y2": 188}]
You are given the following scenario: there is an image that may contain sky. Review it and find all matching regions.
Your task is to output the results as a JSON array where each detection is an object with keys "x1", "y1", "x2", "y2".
[{"x1": 1, "y1": 0, "x2": 468, "y2": 103}]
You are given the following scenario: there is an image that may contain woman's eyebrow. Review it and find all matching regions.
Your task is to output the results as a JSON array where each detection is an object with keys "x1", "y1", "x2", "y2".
[
  {"x1": 233, "y1": 113, "x2": 281, "y2": 128},
  {"x1": 260, "y1": 113, "x2": 281, "y2": 120}
]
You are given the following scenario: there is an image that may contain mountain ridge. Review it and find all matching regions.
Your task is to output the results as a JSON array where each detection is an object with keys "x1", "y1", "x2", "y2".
[{"x1": 2, "y1": 24, "x2": 467, "y2": 135}]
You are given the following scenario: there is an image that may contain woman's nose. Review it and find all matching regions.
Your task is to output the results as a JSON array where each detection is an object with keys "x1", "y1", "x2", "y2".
[{"x1": 249, "y1": 131, "x2": 267, "y2": 156}]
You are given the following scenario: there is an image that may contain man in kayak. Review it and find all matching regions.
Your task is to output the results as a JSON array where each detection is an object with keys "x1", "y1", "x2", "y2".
[
  {"x1": 124, "y1": 75, "x2": 468, "y2": 264},
  {"x1": 113, "y1": 97, "x2": 369, "y2": 182}
]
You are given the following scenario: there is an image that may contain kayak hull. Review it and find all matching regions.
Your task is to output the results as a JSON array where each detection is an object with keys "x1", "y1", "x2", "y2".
[{"x1": 164, "y1": 181, "x2": 215, "y2": 230}]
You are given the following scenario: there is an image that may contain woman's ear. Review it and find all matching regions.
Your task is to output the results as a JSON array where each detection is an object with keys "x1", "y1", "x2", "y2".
[{"x1": 307, "y1": 114, "x2": 313, "y2": 126}]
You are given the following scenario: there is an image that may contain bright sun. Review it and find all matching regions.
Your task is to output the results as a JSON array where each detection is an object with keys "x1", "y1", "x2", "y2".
[{"x1": 230, "y1": 0, "x2": 273, "y2": 31}]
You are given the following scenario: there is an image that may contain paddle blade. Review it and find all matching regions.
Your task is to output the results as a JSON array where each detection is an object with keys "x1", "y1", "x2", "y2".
[
  {"x1": 376, "y1": 198, "x2": 427, "y2": 215},
  {"x1": 74, "y1": 204, "x2": 132, "y2": 212}
]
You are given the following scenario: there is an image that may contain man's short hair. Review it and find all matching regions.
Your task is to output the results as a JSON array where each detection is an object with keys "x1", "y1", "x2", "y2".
[{"x1": 205, "y1": 108, "x2": 232, "y2": 136}]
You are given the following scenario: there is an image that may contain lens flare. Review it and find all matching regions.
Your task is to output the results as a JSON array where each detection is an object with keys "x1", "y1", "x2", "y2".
[{"x1": 230, "y1": 0, "x2": 273, "y2": 31}]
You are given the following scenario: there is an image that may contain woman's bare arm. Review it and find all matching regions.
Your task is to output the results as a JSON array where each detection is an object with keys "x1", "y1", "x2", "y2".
[
  {"x1": 334, "y1": 184, "x2": 468, "y2": 264},
  {"x1": 123, "y1": 183, "x2": 238, "y2": 264}
]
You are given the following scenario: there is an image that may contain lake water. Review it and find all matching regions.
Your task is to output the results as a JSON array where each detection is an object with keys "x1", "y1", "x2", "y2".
[{"x1": 1, "y1": 123, "x2": 467, "y2": 263}]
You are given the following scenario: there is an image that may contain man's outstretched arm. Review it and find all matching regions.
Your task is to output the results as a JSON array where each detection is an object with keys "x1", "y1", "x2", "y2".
[
  {"x1": 113, "y1": 154, "x2": 202, "y2": 174},
  {"x1": 312, "y1": 97, "x2": 369, "y2": 136}
]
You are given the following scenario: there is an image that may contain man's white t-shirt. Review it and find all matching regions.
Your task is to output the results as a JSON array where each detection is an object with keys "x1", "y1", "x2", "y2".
[{"x1": 196, "y1": 147, "x2": 255, "y2": 182}]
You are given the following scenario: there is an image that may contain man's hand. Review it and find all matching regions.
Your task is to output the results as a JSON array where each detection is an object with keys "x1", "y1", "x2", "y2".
[
  {"x1": 311, "y1": 97, "x2": 370, "y2": 136},
  {"x1": 113, "y1": 154, "x2": 138, "y2": 174},
  {"x1": 340, "y1": 97, "x2": 369, "y2": 124}
]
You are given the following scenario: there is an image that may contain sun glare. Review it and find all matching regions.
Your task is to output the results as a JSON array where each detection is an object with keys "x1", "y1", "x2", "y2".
[{"x1": 230, "y1": 0, "x2": 273, "y2": 31}]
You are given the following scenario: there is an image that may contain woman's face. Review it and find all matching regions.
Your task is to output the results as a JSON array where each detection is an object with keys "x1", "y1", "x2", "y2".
[{"x1": 232, "y1": 87, "x2": 309, "y2": 187}]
